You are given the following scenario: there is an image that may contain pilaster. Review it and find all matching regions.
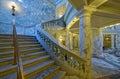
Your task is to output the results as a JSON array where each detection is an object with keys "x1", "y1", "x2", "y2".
[{"x1": 111, "y1": 34, "x2": 114, "y2": 48}]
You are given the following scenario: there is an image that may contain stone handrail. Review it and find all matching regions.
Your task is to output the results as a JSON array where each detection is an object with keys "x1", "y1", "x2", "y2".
[
  {"x1": 41, "y1": 16, "x2": 66, "y2": 29},
  {"x1": 36, "y1": 26, "x2": 86, "y2": 78}
]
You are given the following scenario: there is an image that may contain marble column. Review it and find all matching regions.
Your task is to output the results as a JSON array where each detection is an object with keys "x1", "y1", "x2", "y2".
[
  {"x1": 79, "y1": 9, "x2": 92, "y2": 79},
  {"x1": 92, "y1": 28, "x2": 103, "y2": 56},
  {"x1": 66, "y1": 29, "x2": 69, "y2": 48},
  {"x1": 70, "y1": 32, "x2": 73, "y2": 50},
  {"x1": 111, "y1": 34, "x2": 114, "y2": 48}
]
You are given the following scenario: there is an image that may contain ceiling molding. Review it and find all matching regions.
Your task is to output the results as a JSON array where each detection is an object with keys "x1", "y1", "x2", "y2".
[
  {"x1": 89, "y1": 0, "x2": 108, "y2": 8},
  {"x1": 44, "y1": 0, "x2": 56, "y2": 7},
  {"x1": 95, "y1": 8, "x2": 120, "y2": 19}
]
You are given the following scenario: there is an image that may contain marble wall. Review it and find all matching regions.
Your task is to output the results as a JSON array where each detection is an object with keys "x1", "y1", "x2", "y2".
[{"x1": 0, "y1": 0, "x2": 56, "y2": 34}]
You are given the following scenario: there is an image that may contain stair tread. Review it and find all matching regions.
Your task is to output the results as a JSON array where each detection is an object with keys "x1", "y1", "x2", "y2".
[
  {"x1": 0, "y1": 34, "x2": 69, "y2": 79},
  {"x1": 18, "y1": 44, "x2": 41, "y2": 47},
  {"x1": 0, "y1": 47, "x2": 14, "y2": 49},
  {"x1": 31, "y1": 65, "x2": 60, "y2": 79},
  {"x1": 19, "y1": 44, "x2": 41, "y2": 47},
  {"x1": 20, "y1": 47, "x2": 44, "y2": 52},
  {"x1": 24, "y1": 60, "x2": 54, "y2": 75},
  {"x1": 0, "y1": 42, "x2": 13, "y2": 44},
  {"x1": 23, "y1": 55, "x2": 50, "y2": 65},
  {"x1": 18, "y1": 41, "x2": 39, "y2": 43},
  {"x1": 0, "y1": 72, "x2": 16, "y2": 79},
  {"x1": 0, "y1": 64, "x2": 17, "y2": 72},
  {"x1": 65, "y1": 76, "x2": 80, "y2": 79},
  {"x1": 0, "y1": 51, "x2": 13, "y2": 54},
  {"x1": 0, "y1": 55, "x2": 49, "y2": 72},
  {"x1": 52, "y1": 71, "x2": 66, "y2": 79},
  {"x1": 0, "y1": 51, "x2": 46, "y2": 62}
]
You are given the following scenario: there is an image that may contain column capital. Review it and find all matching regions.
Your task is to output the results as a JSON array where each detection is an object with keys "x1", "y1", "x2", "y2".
[{"x1": 79, "y1": 6, "x2": 96, "y2": 18}]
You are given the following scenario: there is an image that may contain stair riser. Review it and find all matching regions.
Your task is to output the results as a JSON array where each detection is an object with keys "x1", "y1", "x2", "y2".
[
  {"x1": 0, "y1": 48, "x2": 13, "y2": 52},
  {"x1": 0, "y1": 37, "x2": 12, "y2": 39},
  {"x1": 0, "y1": 57, "x2": 50, "y2": 78},
  {"x1": 18, "y1": 43, "x2": 40, "y2": 45},
  {"x1": 0, "y1": 67, "x2": 17, "y2": 77},
  {"x1": 0, "y1": 44, "x2": 13, "y2": 47},
  {"x1": 22, "y1": 53, "x2": 47, "y2": 61},
  {"x1": 0, "y1": 52, "x2": 47, "y2": 66},
  {"x1": 0, "y1": 40, "x2": 12, "y2": 42},
  {"x1": 0, "y1": 50, "x2": 46, "y2": 58},
  {"x1": 21, "y1": 48, "x2": 44, "y2": 54},
  {"x1": 62, "y1": 75, "x2": 66, "y2": 79},
  {"x1": 44, "y1": 68, "x2": 60, "y2": 79},
  {"x1": 25, "y1": 62, "x2": 54, "y2": 79},
  {"x1": 0, "y1": 36, "x2": 36, "y2": 39},
  {"x1": 23, "y1": 56, "x2": 50, "y2": 69},
  {"x1": 19, "y1": 46, "x2": 42, "y2": 50},
  {"x1": 0, "y1": 39, "x2": 36, "y2": 44},
  {"x1": 17, "y1": 37, "x2": 36, "y2": 40},
  {"x1": 0, "y1": 60, "x2": 13, "y2": 66},
  {"x1": 18, "y1": 39, "x2": 38, "y2": 42},
  {"x1": 0, "y1": 53, "x2": 13, "y2": 58}
]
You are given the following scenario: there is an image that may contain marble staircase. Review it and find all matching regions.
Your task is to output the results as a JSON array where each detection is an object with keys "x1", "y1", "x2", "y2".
[{"x1": 0, "y1": 34, "x2": 79, "y2": 79}]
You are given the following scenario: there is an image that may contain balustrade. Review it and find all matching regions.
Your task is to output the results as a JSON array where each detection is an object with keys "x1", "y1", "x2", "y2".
[{"x1": 36, "y1": 27, "x2": 86, "y2": 78}]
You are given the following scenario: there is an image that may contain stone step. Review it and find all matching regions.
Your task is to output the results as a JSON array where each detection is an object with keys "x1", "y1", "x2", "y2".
[
  {"x1": 31, "y1": 65, "x2": 60, "y2": 79},
  {"x1": 19, "y1": 45, "x2": 42, "y2": 50},
  {"x1": 0, "y1": 34, "x2": 12, "y2": 36},
  {"x1": 17, "y1": 37, "x2": 36, "y2": 40},
  {"x1": 0, "y1": 35, "x2": 12, "y2": 39},
  {"x1": 19, "y1": 44, "x2": 41, "y2": 47},
  {"x1": 23, "y1": 55, "x2": 50, "y2": 69},
  {"x1": 18, "y1": 41, "x2": 40, "y2": 45},
  {"x1": 0, "y1": 51, "x2": 47, "y2": 66},
  {"x1": 65, "y1": 76, "x2": 80, "y2": 79},
  {"x1": 0, "y1": 43, "x2": 13, "y2": 47},
  {"x1": 52, "y1": 71, "x2": 66, "y2": 79},
  {"x1": 24, "y1": 60, "x2": 55, "y2": 79},
  {"x1": 20, "y1": 48, "x2": 44, "y2": 55},
  {"x1": 0, "y1": 39, "x2": 13, "y2": 42},
  {"x1": 0, "y1": 65, "x2": 17, "y2": 77},
  {"x1": 0, "y1": 72, "x2": 16, "y2": 79},
  {"x1": 0, "y1": 52, "x2": 13, "y2": 58},
  {"x1": 0, "y1": 39, "x2": 38, "y2": 42},
  {"x1": 0, "y1": 47, "x2": 14, "y2": 52},
  {"x1": 0, "y1": 35, "x2": 36, "y2": 39},
  {"x1": 0, "y1": 56, "x2": 50, "y2": 78}
]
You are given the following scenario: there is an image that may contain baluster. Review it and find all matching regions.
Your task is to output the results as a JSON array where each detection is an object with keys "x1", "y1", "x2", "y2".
[
  {"x1": 55, "y1": 46, "x2": 58, "y2": 56},
  {"x1": 50, "y1": 42, "x2": 54, "y2": 51},
  {"x1": 82, "y1": 64, "x2": 85, "y2": 73},
  {"x1": 47, "y1": 39, "x2": 50, "y2": 47},
  {"x1": 51, "y1": 43, "x2": 54, "y2": 52},
  {"x1": 59, "y1": 48, "x2": 64, "y2": 60},
  {"x1": 64, "y1": 53, "x2": 68, "y2": 61},
  {"x1": 70, "y1": 57, "x2": 74, "y2": 67},
  {"x1": 43, "y1": 36, "x2": 46, "y2": 42}
]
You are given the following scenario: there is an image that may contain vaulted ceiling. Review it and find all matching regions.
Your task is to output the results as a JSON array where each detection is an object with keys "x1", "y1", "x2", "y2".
[{"x1": 67, "y1": 0, "x2": 120, "y2": 34}]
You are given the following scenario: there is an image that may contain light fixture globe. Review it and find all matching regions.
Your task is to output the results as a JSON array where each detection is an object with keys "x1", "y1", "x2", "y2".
[{"x1": 11, "y1": 5, "x2": 15, "y2": 16}]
